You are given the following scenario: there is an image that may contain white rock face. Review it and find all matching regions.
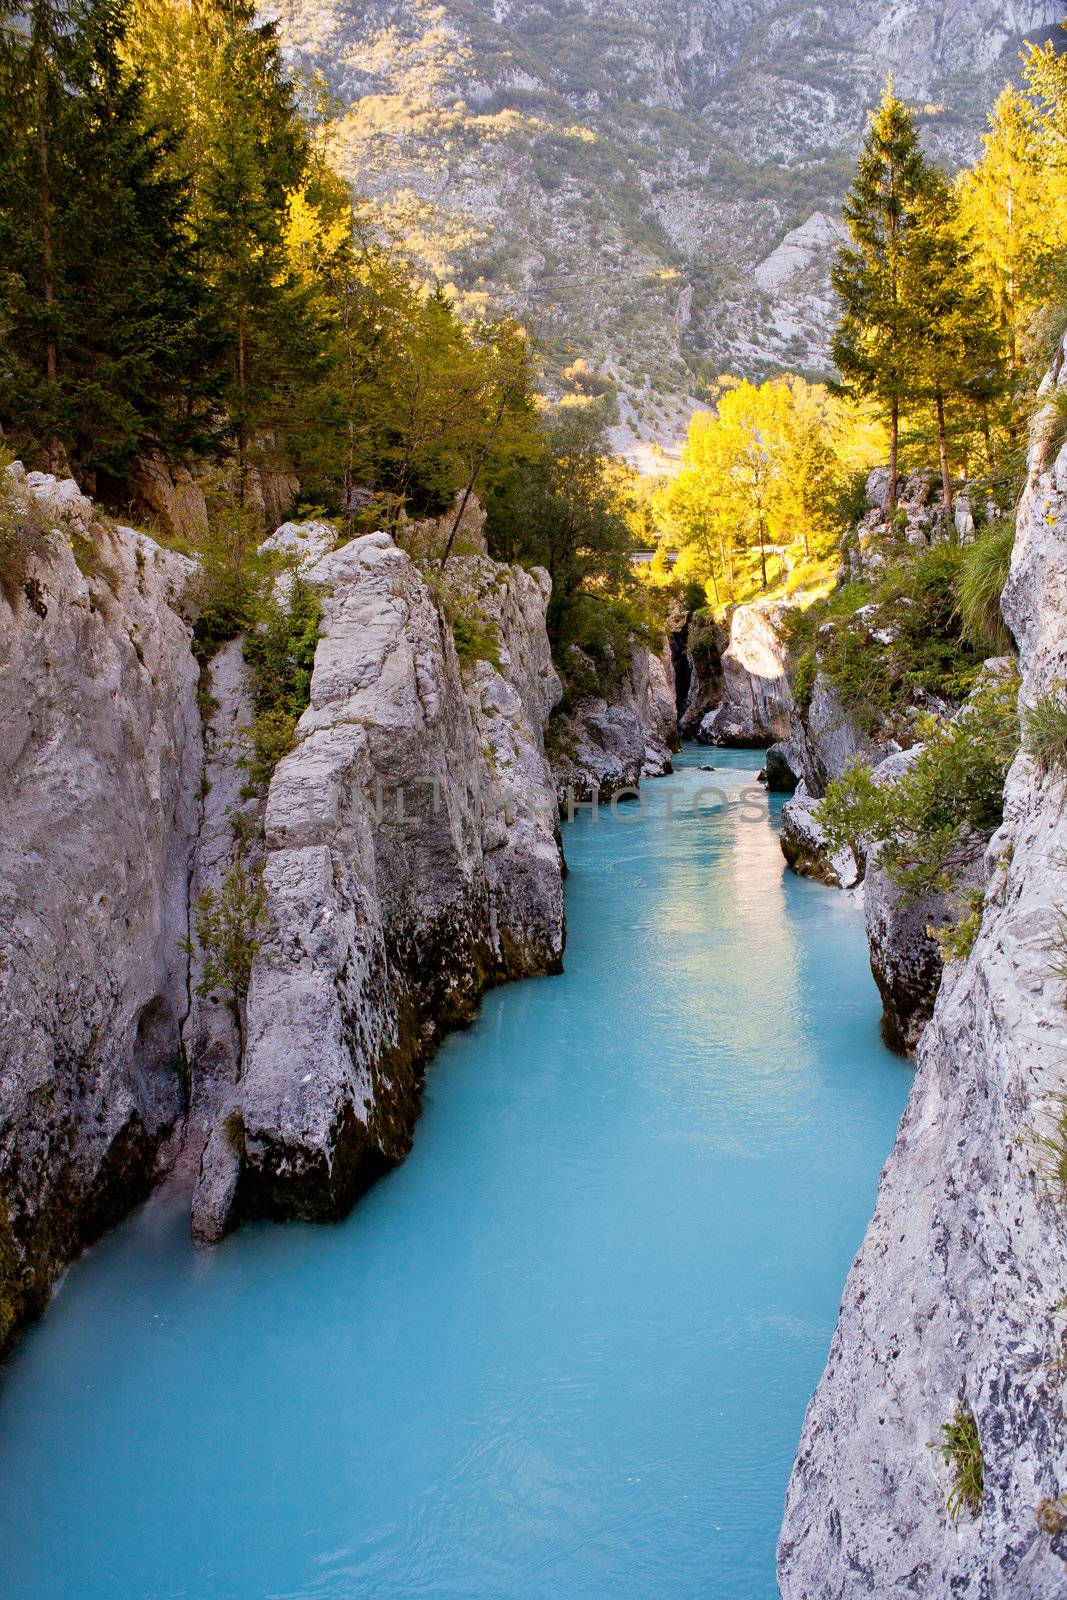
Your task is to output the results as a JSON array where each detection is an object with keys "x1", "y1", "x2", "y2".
[
  {"x1": 754, "y1": 211, "x2": 846, "y2": 293},
  {"x1": 700, "y1": 599, "x2": 793, "y2": 747},
  {"x1": 258, "y1": 518, "x2": 337, "y2": 599},
  {"x1": 0, "y1": 472, "x2": 201, "y2": 1342},
  {"x1": 0, "y1": 471, "x2": 570, "y2": 1327},
  {"x1": 191, "y1": 533, "x2": 565, "y2": 1235},
  {"x1": 779, "y1": 342, "x2": 1067, "y2": 1598}
]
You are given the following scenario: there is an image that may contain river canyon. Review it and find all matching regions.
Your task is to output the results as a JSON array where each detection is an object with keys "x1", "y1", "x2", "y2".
[{"x1": 0, "y1": 750, "x2": 908, "y2": 1599}]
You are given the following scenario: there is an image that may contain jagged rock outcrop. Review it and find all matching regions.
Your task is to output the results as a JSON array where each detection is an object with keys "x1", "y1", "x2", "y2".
[
  {"x1": 790, "y1": 672, "x2": 881, "y2": 798},
  {"x1": 548, "y1": 637, "x2": 678, "y2": 804},
  {"x1": 862, "y1": 841, "x2": 964, "y2": 1057},
  {"x1": 191, "y1": 533, "x2": 565, "y2": 1237},
  {"x1": 699, "y1": 599, "x2": 793, "y2": 747},
  {"x1": 178, "y1": 638, "x2": 260, "y2": 1168},
  {"x1": 779, "y1": 342, "x2": 1067, "y2": 1599},
  {"x1": 779, "y1": 787, "x2": 861, "y2": 890},
  {"x1": 0, "y1": 467, "x2": 202, "y2": 1352},
  {"x1": 842, "y1": 465, "x2": 1009, "y2": 584},
  {"x1": 762, "y1": 740, "x2": 799, "y2": 793}
]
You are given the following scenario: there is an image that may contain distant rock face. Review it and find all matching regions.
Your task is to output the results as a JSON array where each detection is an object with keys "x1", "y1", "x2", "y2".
[
  {"x1": 132, "y1": 452, "x2": 209, "y2": 543},
  {"x1": 0, "y1": 468, "x2": 202, "y2": 1349},
  {"x1": 548, "y1": 637, "x2": 678, "y2": 804},
  {"x1": 778, "y1": 336, "x2": 1067, "y2": 1600},
  {"x1": 699, "y1": 600, "x2": 793, "y2": 747},
  {"x1": 271, "y1": 0, "x2": 1063, "y2": 435},
  {"x1": 678, "y1": 615, "x2": 725, "y2": 737},
  {"x1": 192, "y1": 533, "x2": 565, "y2": 1237}
]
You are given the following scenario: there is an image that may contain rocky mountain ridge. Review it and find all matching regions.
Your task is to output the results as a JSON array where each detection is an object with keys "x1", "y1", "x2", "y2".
[{"x1": 270, "y1": 0, "x2": 1065, "y2": 442}]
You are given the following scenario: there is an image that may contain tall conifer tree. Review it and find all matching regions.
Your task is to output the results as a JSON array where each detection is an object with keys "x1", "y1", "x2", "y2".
[
  {"x1": 958, "y1": 87, "x2": 1054, "y2": 372},
  {"x1": 832, "y1": 81, "x2": 931, "y2": 513},
  {"x1": 129, "y1": 0, "x2": 320, "y2": 494},
  {"x1": 0, "y1": 0, "x2": 212, "y2": 484},
  {"x1": 904, "y1": 173, "x2": 1003, "y2": 513}
]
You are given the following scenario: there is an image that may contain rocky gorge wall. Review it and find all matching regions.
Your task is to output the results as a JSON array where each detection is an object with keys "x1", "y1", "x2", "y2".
[
  {"x1": 0, "y1": 468, "x2": 202, "y2": 1348},
  {"x1": 547, "y1": 636, "x2": 679, "y2": 805},
  {"x1": 778, "y1": 349, "x2": 1067, "y2": 1596},
  {"x1": 0, "y1": 470, "x2": 677, "y2": 1352},
  {"x1": 191, "y1": 532, "x2": 570, "y2": 1239}
]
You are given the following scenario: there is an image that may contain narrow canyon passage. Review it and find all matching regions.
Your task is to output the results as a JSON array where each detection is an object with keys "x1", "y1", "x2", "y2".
[{"x1": 0, "y1": 750, "x2": 908, "y2": 1600}]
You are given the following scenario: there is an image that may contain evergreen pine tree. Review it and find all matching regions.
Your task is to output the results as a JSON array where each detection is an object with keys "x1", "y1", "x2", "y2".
[
  {"x1": 0, "y1": 0, "x2": 213, "y2": 484},
  {"x1": 832, "y1": 80, "x2": 932, "y2": 513},
  {"x1": 903, "y1": 173, "x2": 1004, "y2": 514},
  {"x1": 129, "y1": 0, "x2": 321, "y2": 495}
]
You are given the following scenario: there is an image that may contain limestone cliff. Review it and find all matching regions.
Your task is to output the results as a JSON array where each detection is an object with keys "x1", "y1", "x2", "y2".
[
  {"x1": 191, "y1": 531, "x2": 567, "y2": 1237},
  {"x1": 0, "y1": 467, "x2": 202, "y2": 1349},
  {"x1": 270, "y1": 0, "x2": 1062, "y2": 435},
  {"x1": 0, "y1": 475, "x2": 568, "y2": 1344},
  {"x1": 697, "y1": 599, "x2": 793, "y2": 748},
  {"x1": 778, "y1": 342, "x2": 1067, "y2": 1598}
]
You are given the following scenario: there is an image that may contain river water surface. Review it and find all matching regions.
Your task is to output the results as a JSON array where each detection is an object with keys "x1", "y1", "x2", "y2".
[{"x1": 0, "y1": 747, "x2": 908, "y2": 1599}]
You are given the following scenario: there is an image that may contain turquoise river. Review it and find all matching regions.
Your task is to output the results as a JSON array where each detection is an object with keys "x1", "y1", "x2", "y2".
[{"x1": 0, "y1": 747, "x2": 909, "y2": 1599}]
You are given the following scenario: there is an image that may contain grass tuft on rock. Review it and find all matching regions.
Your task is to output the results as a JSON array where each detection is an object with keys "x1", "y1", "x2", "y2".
[
  {"x1": 958, "y1": 522, "x2": 1015, "y2": 650},
  {"x1": 1025, "y1": 683, "x2": 1067, "y2": 782},
  {"x1": 933, "y1": 1406, "x2": 984, "y2": 1520}
]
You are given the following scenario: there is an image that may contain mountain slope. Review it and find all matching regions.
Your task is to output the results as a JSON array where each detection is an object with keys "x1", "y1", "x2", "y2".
[{"x1": 271, "y1": 0, "x2": 1065, "y2": 441}]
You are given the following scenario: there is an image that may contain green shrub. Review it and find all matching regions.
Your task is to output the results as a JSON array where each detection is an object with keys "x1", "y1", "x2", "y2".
[
  {"x1": 1033, "y1": 1094, "x2": 1067, "y2": 1203},
  {"x1": 190, "y1": 511, "x2": 268, "y2": 662},
  {"x1": 554, "y1": 591, "x2": 659, "y2": 693},
  {"x1": 1025, "y1": 683, "x2": 1067, "y2": 781},
  {"x1": 687, "y1": 606, "x2": 720, "y2": 657},
  {"x1": 244, "y1": 707, "x2": 299, "y2": 793},
  {"x1": 1044, "y1": 906, "x2": 1067, "y2": 1010},
  {"x1": 932, "y1": 1407, "x2": 984, "y2": 1520},
  {"x1": 0, "y1": 446, "x2": 78, "y2": 608},
  {"x1": 187, "y1": 854, "x2": 268, "y2": 1012},
  {"x1": 817, "y1": 672, "x2": 1020, "y2": 899},
  {"x1": 451, "y1": 603, "x2": 502, "y2": 670},
  {"x1": 241, "y1": 577, "x2": 321, "y2": 792},
  {"x1": 957, "y1": 523, "x2": 1015, "y2": 650},
  {"x1": 1036, "y1": 1495, "x2": 1067, "y2": 1537},
  {"x1": 792, "y1": 648, "x2": 817, "y2": 714},
  {"x1": 935, "y1": 886, "x2": 985, "y2": 963},
  {"x1": 804, "y1": 548, "x2": 986, "y2": 730}
]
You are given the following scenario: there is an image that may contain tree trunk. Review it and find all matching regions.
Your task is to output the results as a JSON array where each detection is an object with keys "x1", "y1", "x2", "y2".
[
  {"x1": 888, "y1": 398, "x2": 899, "y2": 516},
  {"x1": 440, "y1": 381, "x2": 517, "y2": 568},
  {"x1": 758, "y1": 516, "x2": 768, "y2": 589},
  {"x1": 237, "y1": 314, "x2": 247, "y2": 505},
  {"x1": 33, "y1": 24, "x2": 60, "y2": 473},
  {"x1": 700, "y1": 523, "x2": 720, "y2": 609},
  {"x1": 936, "y1": 393, "x2": 953, "y2": 521}
]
